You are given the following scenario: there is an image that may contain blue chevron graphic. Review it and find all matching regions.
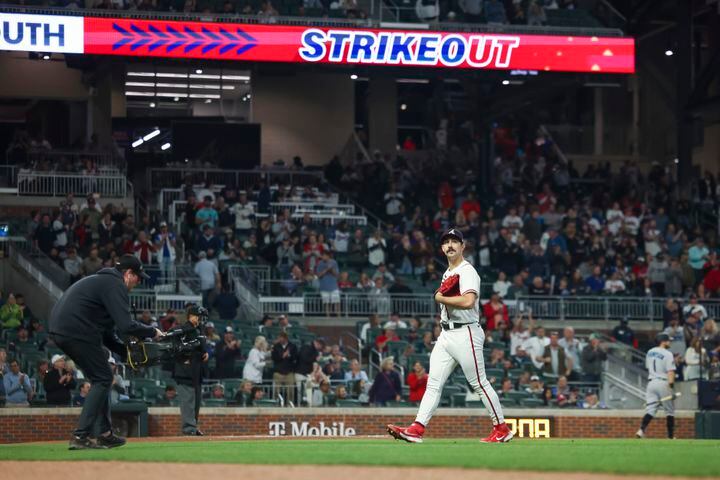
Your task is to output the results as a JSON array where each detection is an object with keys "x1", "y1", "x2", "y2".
[{"x1": 111, "y1": 22, "x2": 258, "y2": 57}]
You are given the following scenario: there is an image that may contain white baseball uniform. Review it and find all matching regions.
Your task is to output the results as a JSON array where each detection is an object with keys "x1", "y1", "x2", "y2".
[
  {"x1": 645, "y1": 346, "x2": 676, "y2": 416},
  {"x1": 415, "y1": 260, "x2": 505, "y2": 426}
]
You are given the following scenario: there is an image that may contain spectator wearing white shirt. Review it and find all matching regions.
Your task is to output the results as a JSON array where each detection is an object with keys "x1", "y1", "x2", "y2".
[
  {"x1": 623, "y1": 208, "x2": 640, "y2": 236},
  {"x1": 604, "y1": 272, "x2": 626, "y2": 294},
  {"x1": 509, "y1": 314, "x2": 532, "y2": 357},
  {"x1": 682, "y1": 295, "x2": 707, "y2": 322},
  {"x1": 384, "y1": 184, "x2": 404, "y2": 221},
  {"x1": 367, "y1": 230, "x2": 387, "y2": 267},
  {"x1": 684, "y1": 337, "x2": 709, "y2": 380},
  {"x1": 521, "y1": 325, "x2": 550, "y2": 370},
  {"x1": 243, "y1": 336, "x2": 269, "y2": 384},
  {"x1": 333, "y1": 222, "x2": 350, "y2": 253},
  {"x1": 558, "y1": 326, "x2": 582, "y2": 378},
  {"x1": 492, "y1": 271, "x2": 511, "y2": 298},
  {"x1": 605, "y1": 202, "x2": 624, "y2": 236},
  {"x1": 415, "y1": 0, "x2": 439, "y2": 21},
  {"x1": 194, "y1": 251, "x2": 220, "y2": 311},
  {"x1": 232, "y1": 192, "x2": 255, "y2": 239},
  {"x1": 359, "y1": 314, "x2": 381, "y2": 349},
  {"x1": 384, "y1": 312, "x2": 408, "y2": 330},
  {"x1": 501, "y1": 207, "x2": 523, "y2": 232}
]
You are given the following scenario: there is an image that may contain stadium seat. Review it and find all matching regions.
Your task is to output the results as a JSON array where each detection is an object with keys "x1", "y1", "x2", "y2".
[
  {"x1": 499, "y1": 398, "x2": 518, "y2": 408},
  {"x1": 485, "y1": 368, "x2": 505, "y2": 381},
  {"x1": 506, "y1": 390, "x2": 531, "y2": 403},
  {"x1": 465, "y1": 400, "x2": 485, "y2": 408},
  {"x1": 520, "y1": 398, "x2": 545, "y2": 408},
  {"x1": 451, "y1": 393, "x2": 467, "y2": 407},
  {"x1": 202, "y1": 398, "x2": 227, "y2": 407},
  {"x1": 336, "y1": 399, "x2": 362, "y2": 407},
  {"x1": 254, "y1": 399, "x2": 280, "y2": 407}
]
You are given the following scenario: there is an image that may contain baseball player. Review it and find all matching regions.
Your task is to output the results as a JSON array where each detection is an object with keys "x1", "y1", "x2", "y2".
[
  {"x1": 387, "y1": 228, "x2": 513, "y2": 443},
  {"x1": 636, "y1": 332, "x2": 676, "y2": 439}
]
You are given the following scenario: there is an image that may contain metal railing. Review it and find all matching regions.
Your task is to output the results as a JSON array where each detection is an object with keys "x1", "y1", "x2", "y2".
[
  {"x1": 129, "y1": 291, "x2": 203, "y2": 316},
  {"x1": 228, "y1": 264, "x2": 263, "y2": 321},
  {"x1": 259, "y1": 292, "x2": 436, "y2": 317},
  {"x1": 0, "y1": 4, "x2": 625, "y2": 37},
  {"x1": 24, "y1": 149, "x2": 118, "y2": 169},
  {"x1": 509, "y1": 295, "x2": 720, "y2": 323},
  {"x1": 148, "y1": 168, "x2": 323, "y2": 193},
  {"x1": 16, "y1": 171, "x2": 129, "y2": 197}
]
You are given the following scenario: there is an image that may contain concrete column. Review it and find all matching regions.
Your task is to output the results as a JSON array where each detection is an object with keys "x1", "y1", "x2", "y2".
[
  {"x1": 593, "y1": 87, "x2": 604, "y2": 156},
  {"x1": 89, "y1": 71, "x2": 113, "y2": 149},
  {"x1": 631, "y1": 76, "x2": 640, "y2": 158},
  {"x1": 368, "y1": 75, "x2": 397, "y2": 154}
]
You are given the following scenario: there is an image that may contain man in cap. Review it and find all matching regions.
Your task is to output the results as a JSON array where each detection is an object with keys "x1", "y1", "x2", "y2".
[
  {"x1": 49, "y1": 254, "x2": 163, "y2": 449},
  {"x1": 172, "y1": 305, "x2": 209, "y2": 436},
  {"x1": 387, "y1": 228, "x2": 514, "y2": 444},
  {"x1": 636, "y1": 333, "x2": 677, "y2": 439}
]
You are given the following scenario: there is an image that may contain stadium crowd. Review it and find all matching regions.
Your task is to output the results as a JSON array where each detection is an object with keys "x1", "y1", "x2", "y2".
[{"x1": 2, "y1": 0, "x2": 600, "y2": 27}]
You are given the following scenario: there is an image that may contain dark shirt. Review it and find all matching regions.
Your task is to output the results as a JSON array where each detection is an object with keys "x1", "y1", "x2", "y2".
[
  {"x1": 48, "y1": 268, "x2": 155, "y2": 346},
  {"x1": 43, "y1": 368, "x2": 76, "y2": 406},
  {"x1": 34, "y1": 224, "x2": 56, "y2": 254},
  {"x1": 296, "y1": 343, "x2": 319, "y2": 375},
  {"x1": 214, "y1": 340, "x2": 242, "y2": 379},
  {"x1": 171, "y1": 323, "x2": 207, "y2": 385},
  {"x1": 612, "y1": 325, "x2": 635, "y2": 346},
  {"x1": 369, "y1": 370, "x2": 401, "y2": 404},
  {"x1": 271, "y1": 341, "x2": 299, "y2": 375},
  {"x1": 213, "y1": 293, "x2": 240, "y2": 321}
]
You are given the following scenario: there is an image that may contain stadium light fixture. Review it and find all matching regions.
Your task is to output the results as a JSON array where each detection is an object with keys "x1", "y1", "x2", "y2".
[
  {"x1": 161, "y1": 143, "x2": 171, "y2": 151},
  {"x1": 143, "y1": 129, "x2": 161, "y2": 141},
  {"x1": 131, "y1": 139, "x2": 144, "y2": 148}
]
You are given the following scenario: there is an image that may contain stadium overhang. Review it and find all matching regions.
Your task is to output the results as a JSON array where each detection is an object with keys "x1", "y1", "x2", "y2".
[{"x1": 0, "y1": 11, "x2": 634, "y2": 74}]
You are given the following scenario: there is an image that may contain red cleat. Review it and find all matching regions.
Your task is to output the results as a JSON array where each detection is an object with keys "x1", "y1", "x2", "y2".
[
  {"x1": 387, "y1": 422, "x2": 425, "y2": 444},
  {"x1": 480, "y1": 423, "x2": 514, "y2": 443}
]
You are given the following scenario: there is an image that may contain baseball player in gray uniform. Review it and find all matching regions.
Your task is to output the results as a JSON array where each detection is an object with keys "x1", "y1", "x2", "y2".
[{"x1": 636, "y1": 332, "x2": 676, "y2": 439}]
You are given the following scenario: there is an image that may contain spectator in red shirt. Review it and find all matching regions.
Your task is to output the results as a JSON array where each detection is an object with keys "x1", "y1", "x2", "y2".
[
  {"x1": 703, "y1": 262, "x2": 720, "y2": 296},
  {"x1": 407, "y1": 361, "x2": 428, "y2": 402},
  {"x1": 338, "y1": 271, "x2": 354, "y2": 290},
  {"x1": 483, "y1": 293, "x2": 509, "y2": 330},
  {"x1": 461, "y1": 191, "x2": 481, "y2": 218},
  {"x1": 375, "y1": 327, "x2": 399, "y2": 353},
  {"x1": 437, "y1": 181, "x2": 454, "y2": 210},
  {"x1": 303, "y1": 234, "x2": 324, "y2": 273}
]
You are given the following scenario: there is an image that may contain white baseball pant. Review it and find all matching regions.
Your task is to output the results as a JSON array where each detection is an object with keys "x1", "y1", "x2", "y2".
[{"x1": 415, "y1": 322, "x2": 504, "y2": 426}]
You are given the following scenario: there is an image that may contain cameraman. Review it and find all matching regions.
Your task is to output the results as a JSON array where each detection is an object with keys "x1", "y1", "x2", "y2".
[
  {"x1": 171, "y1": 305, "x2": 209, "y2": 436},
  {"x1": 49, "y1": 254, "x2": 162, "y2": 450}
]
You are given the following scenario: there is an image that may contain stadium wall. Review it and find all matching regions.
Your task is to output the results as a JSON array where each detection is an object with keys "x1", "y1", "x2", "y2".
[{"x1": 0, "y1": 408, "x2": 695, "y2": 443}]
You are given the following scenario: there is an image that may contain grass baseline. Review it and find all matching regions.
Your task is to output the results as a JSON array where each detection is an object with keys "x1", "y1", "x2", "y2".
[{"x1": 0, "y1": 438, "x2": 719, "y2": 477}]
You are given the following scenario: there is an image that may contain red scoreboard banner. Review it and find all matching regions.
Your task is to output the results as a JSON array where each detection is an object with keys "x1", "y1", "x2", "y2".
[{"x1": 1, "y1": 13, "x2": 635, "y2": 73}]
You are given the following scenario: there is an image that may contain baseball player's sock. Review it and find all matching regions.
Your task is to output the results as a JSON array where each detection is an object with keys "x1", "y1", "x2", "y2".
[
  {"x1": 666, "y1": 416, "x2": 675, "y2": 438},
  {"x1": 640, "y1": 414, "x2": 653, "y2": 432}
]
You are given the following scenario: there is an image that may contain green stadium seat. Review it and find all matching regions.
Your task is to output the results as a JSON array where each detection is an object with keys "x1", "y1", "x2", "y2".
[
  {"x1": 451, "y1": 393, "x2": 467, "y2": 407},
  {"x1": 465, "y1": 400, "x2": 485, "y2": 408},
  {"x1": 506, "y1": 390, "x2": 531, "y2": 403},
  {"x1": 202, "y1": 398, "x2": 227, "y2": 407},
  {"x1": 500, "y1": 397, "x2": 518, "y2": 408},
  {"x1": 485, "y1": 368, "x2": 505, "y2": 381},
  {"x1": 520, "y1": 398, "x2": 545, "y2": 408},
  {"x1": 386, "y1": 401, "x2": 416, "y2": 407},
  {"x1": 508, "y1": 368, "x2": 525, "y2": 378},
  {"x1": 253, "y1": 399, "x2": 280, "y2": 407},
  {"x1": 336, "y1": 399, "x2": 362, "y2": 407},
  {"x1": 486, "y1": 341, "x2": 506, "y2": 351}
]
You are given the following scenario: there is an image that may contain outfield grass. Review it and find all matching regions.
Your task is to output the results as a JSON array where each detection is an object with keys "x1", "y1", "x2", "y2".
[{"x1": 1, "y1": 439, "x2": 719, "y2": 477}]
